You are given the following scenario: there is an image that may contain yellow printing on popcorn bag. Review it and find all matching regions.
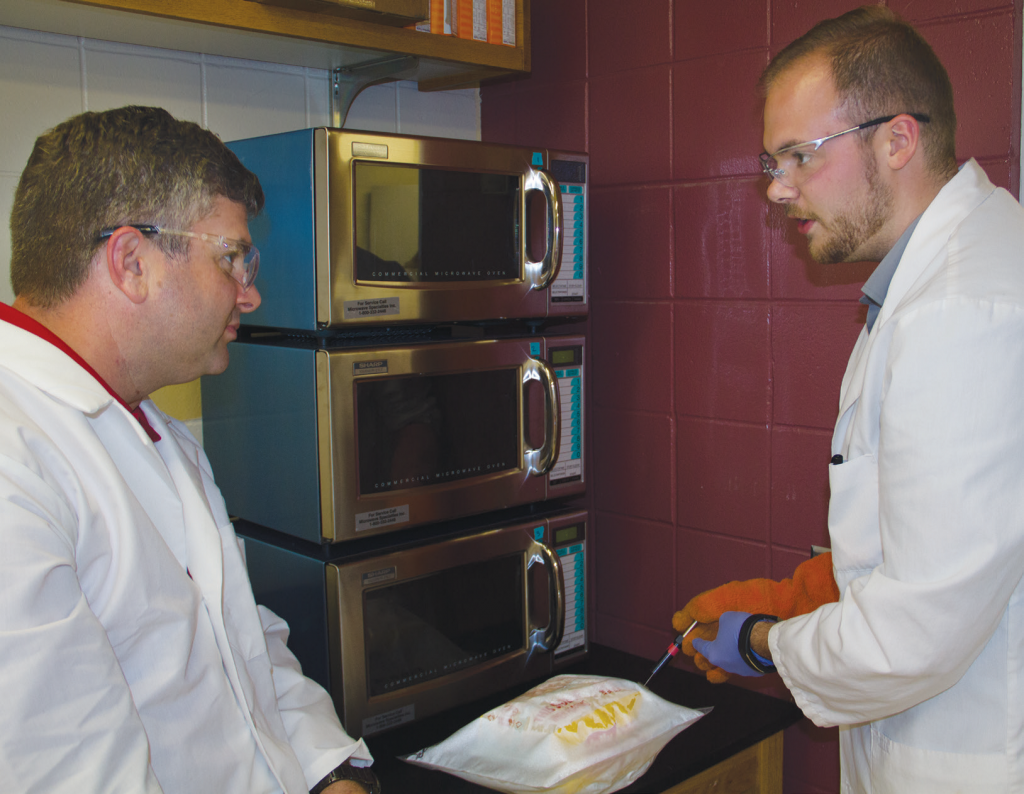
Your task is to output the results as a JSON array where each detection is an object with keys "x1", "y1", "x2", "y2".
[
  {"x1": 402, "y1": 675, "x2": 708, "y2": 794},
  {"x1": 554, "y1": 691, "x2": 638, "y2": 744}
]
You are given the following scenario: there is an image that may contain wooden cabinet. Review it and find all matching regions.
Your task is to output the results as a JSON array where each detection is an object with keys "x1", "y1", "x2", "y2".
[
  {"x1": 663, "y1": 733, "x2": 784, "y2": 794},
  {"x1": 0, "y1": 0, "x2": 530, "y2": 92}
]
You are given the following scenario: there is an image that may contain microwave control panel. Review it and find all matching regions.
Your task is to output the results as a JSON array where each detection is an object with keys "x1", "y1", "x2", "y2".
[
  {"x1": 547, "y1": 343, "x2": 584, "y2": 488},
  {"x1": 547, "y1": 517, "x2": 587, "y2": 660},
  {"x1": 549, "y1": 155, "x2": 588, "y2": 314}
]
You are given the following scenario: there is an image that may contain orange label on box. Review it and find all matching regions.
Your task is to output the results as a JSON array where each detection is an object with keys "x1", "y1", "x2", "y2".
[
  {"x1": 454, "y1": 0, "x2": 487, "y2": 41},
  {"x1": 407, "y1": 0, "x2": 441, "y2": 31},
  {"x1": 487, "y1": 0, "x2": 515, "y2": 46},
  {"x1": 425, "y1": 0, "x2": 451, "y2": 34}
]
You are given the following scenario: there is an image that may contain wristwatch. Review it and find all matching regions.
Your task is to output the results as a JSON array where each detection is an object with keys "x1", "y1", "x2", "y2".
[
  {"x1": 738, "y1": 613, "x2": 778, "y2": 674},
  {"x1": 310, "y1": 760, "x2": 381, "y2": 794}
]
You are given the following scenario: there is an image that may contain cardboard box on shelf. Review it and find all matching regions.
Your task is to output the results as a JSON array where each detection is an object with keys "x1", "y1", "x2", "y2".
[
  {"x1": 407, "y1": 0, "x2": 452, "y2": 34},
  {"x1": 453, "y1": 0, "x2": 487, "y2": 42},
  {"x1": 486, "y1": 0, "x2": 515, "y2": 46}
]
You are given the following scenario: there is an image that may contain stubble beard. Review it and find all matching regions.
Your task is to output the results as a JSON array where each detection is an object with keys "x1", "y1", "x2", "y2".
[{"x1": 810, "y1": 152, "x2": 894, "y2": 265}]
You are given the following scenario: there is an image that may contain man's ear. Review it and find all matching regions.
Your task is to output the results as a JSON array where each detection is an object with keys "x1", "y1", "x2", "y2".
[
  {"x1": 885, "y1": 114, "x2": 922, "y2": 171},
  {"x1": 104, "y1": 226, "x2": 150, "y2": 304}
]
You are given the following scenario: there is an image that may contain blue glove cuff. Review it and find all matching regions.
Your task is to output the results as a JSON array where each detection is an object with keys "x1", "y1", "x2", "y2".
[{"x1": 750, "y1": 647, "x2": 773, "y2": 667}]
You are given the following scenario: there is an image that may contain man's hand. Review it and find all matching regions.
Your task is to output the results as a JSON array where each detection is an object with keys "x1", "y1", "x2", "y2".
[
  {"x1": 672, "y1": 606, "x2": 730, "y2": 683},
  {"x1": 673, "y1": 552, "x2": 838, "y2": 683},
  {"x1": 313, "y1": 760, "x2": 379, "y2": 794},
  {"x1": 322, "y1": 781, "x2": 370, "y2": 794},
  {"x1": 691, "y1": 612, "x2": 765, "y2": 677}
]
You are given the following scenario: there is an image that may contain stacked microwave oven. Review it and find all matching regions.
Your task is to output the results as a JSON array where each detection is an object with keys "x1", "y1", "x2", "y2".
[{"x1": 201, "y1": 128, "x2": 589, "y2": 738}]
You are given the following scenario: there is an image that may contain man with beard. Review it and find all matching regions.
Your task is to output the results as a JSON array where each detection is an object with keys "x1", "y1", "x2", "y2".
[{"x1": 672, "y1": 6, "x2": 1024, "y2": 792}]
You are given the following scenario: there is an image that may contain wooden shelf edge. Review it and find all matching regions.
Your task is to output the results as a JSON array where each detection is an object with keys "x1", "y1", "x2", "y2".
[
  {"x1": 65, "y1": 0, "x2": 528, "y2": 73},
  {"x1": 417, "y1": 67, "x2": 510, "y2": 92}
]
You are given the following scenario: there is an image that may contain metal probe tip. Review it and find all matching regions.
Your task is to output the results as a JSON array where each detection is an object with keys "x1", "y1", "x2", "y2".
[{"x1": 643, "y1": 620, "x2": 699, "y2": 687}]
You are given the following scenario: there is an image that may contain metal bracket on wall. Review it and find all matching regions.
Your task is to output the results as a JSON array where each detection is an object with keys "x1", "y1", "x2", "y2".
[{"x1": 331, "y1": 55, "x2": 420, "y2": 128}]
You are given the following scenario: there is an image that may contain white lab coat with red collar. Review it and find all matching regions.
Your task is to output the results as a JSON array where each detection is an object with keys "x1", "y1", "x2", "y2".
[
  {"x1": 0, "y1": 318, "x2": 370, "y2": 793},
  {"x1": 769, "y1": 160, "x2": 1024, "y2": 792}
]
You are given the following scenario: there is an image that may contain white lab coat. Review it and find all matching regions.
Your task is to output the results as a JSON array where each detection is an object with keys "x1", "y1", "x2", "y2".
[
  {"x1": 769, "y1": 159, "x2": 1024, "y2": 793},
  {"x1": 0, "y1": 316, "x2": 370, "y2": 793}
]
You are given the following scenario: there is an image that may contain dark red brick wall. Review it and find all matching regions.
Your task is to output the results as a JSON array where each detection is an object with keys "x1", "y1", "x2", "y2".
[{"x1": 482, "y1": 2, "x2": 1022, "y2": 790}]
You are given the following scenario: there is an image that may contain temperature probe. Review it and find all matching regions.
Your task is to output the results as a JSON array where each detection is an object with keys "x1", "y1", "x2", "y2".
[{"x1": 643, "y1": 620, "x2": 698, "y2": 687}]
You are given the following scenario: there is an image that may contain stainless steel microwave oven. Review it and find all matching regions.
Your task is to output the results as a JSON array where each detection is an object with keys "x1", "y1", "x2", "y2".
[
  {"x1": 239, "y1": 508, "x2": 589, "y2": 738},
  {"x1": 226, "y1": 128, "x2": 588, "y2": 329},
  {"x1": 202, "y1": 332, "x2": 586, "y2": 543}
]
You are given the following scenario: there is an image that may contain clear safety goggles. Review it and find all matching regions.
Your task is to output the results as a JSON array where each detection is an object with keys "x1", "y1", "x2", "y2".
[
  {"x1": 96, "y1": 224, "x2": 260, "y2": 290},
  {"x1": 759, "y1": 113, "x2": 931, "y2": 188}
]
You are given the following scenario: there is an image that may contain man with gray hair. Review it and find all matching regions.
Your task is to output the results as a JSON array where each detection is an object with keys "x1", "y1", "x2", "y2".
[
  {"x1": 0, "y1": 106, "x2": 377, "y2": 794},
  {"x1": 675, "y1": 7, "x2": 1024, "y2": 791}
]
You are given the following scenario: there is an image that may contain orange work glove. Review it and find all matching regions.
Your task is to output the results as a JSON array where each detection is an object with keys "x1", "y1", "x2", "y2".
[{"x1": 672, "y1": 552, "x2": 839, "y2": 683}]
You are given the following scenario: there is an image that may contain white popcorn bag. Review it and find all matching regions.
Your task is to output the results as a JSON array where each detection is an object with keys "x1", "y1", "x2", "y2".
[{"x1": 402, "y1": 674, "x2": 709, "y2": 794}]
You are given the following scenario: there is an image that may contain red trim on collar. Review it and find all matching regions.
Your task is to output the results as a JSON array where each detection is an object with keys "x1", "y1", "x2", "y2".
[{"x1": 0, "y1": 303, "x2": 162, "y2": 442}]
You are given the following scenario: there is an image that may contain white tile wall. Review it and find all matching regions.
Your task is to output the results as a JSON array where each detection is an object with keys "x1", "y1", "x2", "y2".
[
  {"x1": 84, "y1": 38, "x2": 203, "y2": 122},
  {"x1": 0, "y1": 23, "x2": 481, "y2": 305},
  {"x1": 0, "y1": 28, "x2": 83, "y2": 179}
]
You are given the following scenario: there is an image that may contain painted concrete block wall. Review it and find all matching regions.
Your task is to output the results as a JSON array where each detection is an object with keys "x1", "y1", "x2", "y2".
[{"x1": 481, "y1": 1, "x2": 1022, "y2": 792}]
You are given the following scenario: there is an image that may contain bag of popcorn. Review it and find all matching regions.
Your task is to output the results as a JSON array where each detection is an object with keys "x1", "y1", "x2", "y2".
[{"x1": 402, "y1": 674, "x2": 708, "y2": 794}]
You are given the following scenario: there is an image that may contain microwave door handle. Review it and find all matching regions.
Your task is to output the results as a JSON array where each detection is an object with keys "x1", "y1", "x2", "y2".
[
  {"x1": 523, "y1": 358, "x2": 561, "y2": 476},
  {"x1": 523, "y1": 168, "x2": 563, "y2": 290},
  {"x1": 527, "y1": 541, "x2": 565, "y2": 654}
]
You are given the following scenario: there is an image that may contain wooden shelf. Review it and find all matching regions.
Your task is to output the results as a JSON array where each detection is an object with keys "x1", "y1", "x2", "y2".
[{"x1": 0, "y1": 0, "x2": 530, "y2": 91}]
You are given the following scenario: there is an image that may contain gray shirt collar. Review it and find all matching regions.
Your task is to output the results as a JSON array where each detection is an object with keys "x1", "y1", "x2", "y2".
[{"x1": 860, "y1": 214, "x2": 923, "y2": 331}]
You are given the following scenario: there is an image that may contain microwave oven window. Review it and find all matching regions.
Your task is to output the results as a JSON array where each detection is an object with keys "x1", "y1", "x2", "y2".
[
  {"x1": 355, "y1": 369, "x2": 518, "y2": 495},
  {"x1": 354, "y1": 163, "x2": 520, "y2": 283},
  {"x1": 363, "y1": 553, "x2": 525, "y2": 697}
]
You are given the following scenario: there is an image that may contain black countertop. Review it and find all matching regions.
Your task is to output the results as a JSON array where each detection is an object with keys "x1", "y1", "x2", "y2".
[{"x1": 367, "y1": 644, "x2": 803, "y2": 792}]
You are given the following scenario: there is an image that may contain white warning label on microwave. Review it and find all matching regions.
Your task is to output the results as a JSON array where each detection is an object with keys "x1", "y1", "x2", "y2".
[
  {"x1": 355, "y1": 505, "x2": 410, "y2": 532},
  {"x1": 361, "y1": 566, "x2": 397, "y2": 587},
  {"x1": 363, "y1": 704, "x2": 414, "y2": 736},
  {"x1": 343, "y1": 297, "x2": 400, "y2": 320}
]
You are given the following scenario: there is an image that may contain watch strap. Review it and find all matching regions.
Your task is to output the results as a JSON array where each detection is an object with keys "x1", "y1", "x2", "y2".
[
  {"x1": 310, "y1": 759, "x2": 381, "y2": 794},
  {"x1": 738, "y1": 613, "x2": 778, "y2": 674}
]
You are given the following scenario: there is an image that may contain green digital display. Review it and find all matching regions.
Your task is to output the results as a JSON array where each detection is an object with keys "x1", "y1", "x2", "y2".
[
  {"x1": 555, "y1": 525, "x2": 579, "y2": 544},
  {"x1": 551, "y1": 349, "x2": 576, "y2": 366}
]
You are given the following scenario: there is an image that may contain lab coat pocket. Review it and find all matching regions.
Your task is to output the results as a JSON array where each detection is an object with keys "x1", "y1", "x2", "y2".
[
  {"x1": 869, "y1": 727, "x2": 1007, "y2": 793},
  {"x1": 828, "y1": 454, "x2": 881, "y2": 590}
]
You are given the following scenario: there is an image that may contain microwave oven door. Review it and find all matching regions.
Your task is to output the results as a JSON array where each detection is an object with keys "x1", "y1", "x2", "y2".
[
  {"x1": 228, "y1": 128, "x2": 575, "y2": 330},
  {"x1": 201, "y1": 334, "x2": 585, "y2": 544},
  {"x1": 325, "y1": 520, "x2": 565, "y2": 737},
  {"x1": 320, "y1": 128, "x2": 563, "y2": 327},
  {"x1": 320, "y1": 336, "x2": 562, "y2": 542}
]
